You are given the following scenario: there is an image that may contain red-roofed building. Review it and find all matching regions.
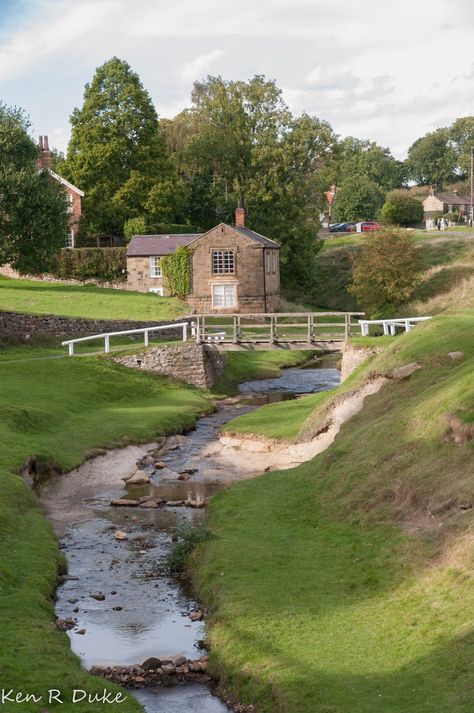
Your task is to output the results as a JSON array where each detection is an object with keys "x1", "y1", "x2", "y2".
[
  {"x1": 126, "y1": 208, "x2": 280, "y2": 313},
  {"x1": 38, "y1": 135, "x2": 84, "y2": 248}
]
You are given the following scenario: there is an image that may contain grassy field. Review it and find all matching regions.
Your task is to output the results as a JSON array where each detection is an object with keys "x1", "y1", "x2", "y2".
[
  {"x1": 194, "y1": 312, "x2": 474, "y2": 713},
  {"x1": 0, "y1": 350, "x2": 214, "y2": 713},
  {"x1": 0, "y1": 276, "x2": 187, "y2": 320}
]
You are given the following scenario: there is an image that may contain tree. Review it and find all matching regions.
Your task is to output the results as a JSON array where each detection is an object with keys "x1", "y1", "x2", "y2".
[
  {"x1": 406, "y1": 128, "x2": 459, "y2": 187},
  {"x1": 63, "y1": 57, "x2": 169, "y2": 234},
  {"x1": 123, "y1": 216, "x2": 147, "y2": 243},
  {"x1": 348, "y1": 229, "x2": 421, "y2": 316},
  {"x1": 380, "y1": 190, "x2": 424, "y2": 226},
  {"x1": 337, "y1": 137, "x2": 404, "y2": 191},
  {"x1": 0, "y1": 103, "x2": 68, "y2": 273},
  {"x1": 332, "y1": 175, "x2": 385, "y2": 222},
  {"x1": 449, "y1": 116, "x2": 474, "y2": 177}
]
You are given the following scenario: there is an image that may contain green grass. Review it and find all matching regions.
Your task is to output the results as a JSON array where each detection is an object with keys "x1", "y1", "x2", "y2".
[
  {"x1": 0, "y1": 351, "x2": 213, "y2": 713},
  {"x1": 224, "y1": 390, "x2": 330, "y2": 440},
  {"x1": 194, "y1": 311, "x2": 474, "y2": 713},
  {"x1": 212, "y1": 350, "x2": 317, "y2": 396},
  {"x1": 0, "y1": 276, "x2": 187, "y2": 320}
]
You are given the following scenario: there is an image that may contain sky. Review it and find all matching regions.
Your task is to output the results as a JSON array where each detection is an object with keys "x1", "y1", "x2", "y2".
[{"x1": 0, "y1": 0, "x2": 473, "y2": 159}]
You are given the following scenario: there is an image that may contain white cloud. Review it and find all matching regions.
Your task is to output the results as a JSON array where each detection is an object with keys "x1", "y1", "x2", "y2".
[
  {"x1": 0, "y1": 0, "x2": 473, "y2": 158},
  {"x1": 179, "y1": 49, "x2": 224, "y2": 82}
]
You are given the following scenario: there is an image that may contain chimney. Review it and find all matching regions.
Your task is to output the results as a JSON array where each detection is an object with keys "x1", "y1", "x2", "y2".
[
  {"x1": 37, "y1": 134, "x2": 52, "y2": 169},
  {"x1": 235, "y1": 196, "x2": 245, "y2": 228}
]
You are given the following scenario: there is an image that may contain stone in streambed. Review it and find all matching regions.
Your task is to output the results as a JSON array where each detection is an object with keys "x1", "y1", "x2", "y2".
[
  {"x1": 111, "y1": 498, "x2": 139, "y2": 507},
  {"x1": 55, "y1": 618, "x2": 76, "y2": 631},
  {"x1": 124, "y1": 470, "x2": 150, "y2": 485},
  {"x1": 90, "y1": 593, "x2": 105, "y2": 601},
  {"x1": 114, "y1": 531, "x2": 128, "y2": 541}
]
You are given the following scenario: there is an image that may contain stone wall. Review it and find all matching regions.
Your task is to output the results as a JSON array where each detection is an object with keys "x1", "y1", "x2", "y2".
[
  {"x1": 340, "y1": 342, "x2": 385, "y2": 381},
  {"x1": 0, "y1": 310, "x2": 192, "y2": 340},
  {"x1": 114, "y1": 344, "x2": 226, "y2": 389},
  {"x1": 0, "y1": 265, "x2": 127, "y2": 290}
]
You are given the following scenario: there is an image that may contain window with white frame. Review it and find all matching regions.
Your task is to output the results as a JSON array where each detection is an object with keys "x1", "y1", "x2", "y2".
[
  {"x1": 212, "y1": 249, "x2": 235, "y2": 274},
  {"x1": 212, "y1": 283, "x2": 237, "y2": 308},
  {"x1": 66, "y1": 193, "x2": 73, "y2": 214},
  {"x1": 149, "y1": 256, "x2": 162, "y2": 277},
  {"x1": 66, "y1": 229, "x2": 74, "y2": 248}
]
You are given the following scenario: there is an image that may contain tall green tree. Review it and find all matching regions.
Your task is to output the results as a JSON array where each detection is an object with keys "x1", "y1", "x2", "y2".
[
  {"x1": 64, "y1": 57, "x2": 170, "y2": 234},
  {"x1": 0, "y1": 103, "x2": 68, "y2": 273},
  {"x1": 333, "y1": 175, "x2": 385, "y2": 222},
  {"x1": 406, "y1": 128, "x2": 459, "y2": 187},
  {"x1": 449, "y1": 116, "x2": 474, "y2": 178},
  {"x1": 337, "y1": 137, "x2": 404, "y2": 191}
]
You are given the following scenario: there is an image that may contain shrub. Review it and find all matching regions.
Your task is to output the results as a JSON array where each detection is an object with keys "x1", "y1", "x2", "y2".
[
  {"x1": 348, "y1": 228, "x2": 422, "y2": 317},
  {"x1": 124, "y1": 216, "x2": 147, "y2": 243},
  {"x1": 167, "y1": 523, "x2": 210, "y2": 573},
  {"x1": 332, "y1": 175, "x2": 385, "y2": 222},
  {"x1": 53, "y1": 248, "x2": 127, "y2": 281},
  {"x1": 380, "y1": 190, "x2": 424, "y2": 226}
]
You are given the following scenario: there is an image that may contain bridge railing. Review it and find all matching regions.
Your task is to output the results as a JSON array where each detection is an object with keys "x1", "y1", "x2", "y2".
[
  {"x1": 193, "y1": 312, "x2": 365, "y2": 345},
  {"x1": 62, "y1": 322, "x2": 189, "y2": 356},
  {"x1": 359, "y1": 316, "x2": 432, "y2": 337}
]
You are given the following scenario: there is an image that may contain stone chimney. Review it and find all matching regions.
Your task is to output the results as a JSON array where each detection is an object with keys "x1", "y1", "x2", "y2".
[
  {"x1": 235, "y1": 197, "x2": 245, "y2": 228},
  {"x1": 38, "y1": 135, "x2": 52, "y2": 169}
]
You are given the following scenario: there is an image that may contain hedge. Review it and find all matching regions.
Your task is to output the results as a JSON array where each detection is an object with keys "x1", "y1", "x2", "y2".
[{"x1": 53, "y1": 248, "x2": 127, "y2": 281}]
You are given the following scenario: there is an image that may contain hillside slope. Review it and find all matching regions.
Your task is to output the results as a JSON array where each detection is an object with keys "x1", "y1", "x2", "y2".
[{"x1": 194, "y1": 312, "x2": 474, "y2": 713}]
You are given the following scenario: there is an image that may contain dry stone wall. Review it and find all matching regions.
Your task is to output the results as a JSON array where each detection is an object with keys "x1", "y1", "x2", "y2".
[
  {"x1": 114, "y1": 344, "x2": 225, "y2": 389},
  {"x1": 0, "y1": 310, "x2": 193, "y2": 340}
]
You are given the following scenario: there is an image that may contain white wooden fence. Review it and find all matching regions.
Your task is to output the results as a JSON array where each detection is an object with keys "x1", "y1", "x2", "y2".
[
  {"x1": 359, "y1": 316, "x2": 432, "y2": 337},
  {"x1": 62, "y1": 322, "x2": 189, "y2": 356}
]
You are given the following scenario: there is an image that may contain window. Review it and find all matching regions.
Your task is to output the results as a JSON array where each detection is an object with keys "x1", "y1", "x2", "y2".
[
  {"x1": 66, "y1": 230, "x2": 74, "y2": 248},
  {"x1": 66, "y1": 194, "x2": 73, "y2": 214},
  {"x1": 149, "y1": 256, "x2": 162, "y2": 278},
  {"x1": 265, "y1": 250, "x2": 277, "y2": 274},
  {"x1": 212, "y1": 249, "x2": 235, "y2": 274},
  {"x1": 212, "y1": 283, "x2": 237, "y2": 308}
]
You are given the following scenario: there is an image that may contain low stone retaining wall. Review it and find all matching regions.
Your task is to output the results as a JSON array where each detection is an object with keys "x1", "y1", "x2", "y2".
[
  {"x1": 0, "y1": 310, "x2": 193, "y2": 340},
  {"x1": 114, "y1": 344, "x2": 225, "y2": 388},
  {"x1": 0, "y1": 264, "x2": 127, "y2": 290},
  {"x1": 340, "y1": 342, "x2": 385, "y2": 381}
]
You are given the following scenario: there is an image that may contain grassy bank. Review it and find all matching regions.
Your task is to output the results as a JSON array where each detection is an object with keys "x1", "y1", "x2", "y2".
[
  {"x1": 212, "y1": 350, "x2": 316, "y2": 396},
  {"x1": 0, "y1": 350, "x2": 213, "y2": 713},
  {"x1": 195, "y1": 312, "x2": 474, "y2": 713},
  {"x1": 0, "y1": 276, "x2": 187, "y2": 320}
]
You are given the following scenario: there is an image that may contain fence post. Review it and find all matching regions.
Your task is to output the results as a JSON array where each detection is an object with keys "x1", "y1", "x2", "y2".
[
  {"x1": 182, "y1": 323, "x2": 187, "y2": 342},
  {"x1": 233, "y1": 316, "x2": 238, "y2": 344},
  {"x1": 68, "y1": 343, "x2": 74, "y2": 356},
  {"x1": 104, "y1": 335, "x2": 110, "y2": 353},
  {"x1": 344, "y1": 314, "x2": 350, "y2": 340},
  {"x1": 144, "y1": 330, "x2": 149, "y2": 347}
]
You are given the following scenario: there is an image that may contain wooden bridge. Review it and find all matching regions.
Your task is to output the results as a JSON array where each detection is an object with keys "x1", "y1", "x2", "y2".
[{"x1": 193, "y1": 312, "x2": 365, "y2": 350}]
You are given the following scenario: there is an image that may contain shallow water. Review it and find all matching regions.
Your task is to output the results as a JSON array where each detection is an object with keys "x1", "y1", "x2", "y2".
[{"x1": 40, "y1": 362, "x2": 340, "y2": 712}]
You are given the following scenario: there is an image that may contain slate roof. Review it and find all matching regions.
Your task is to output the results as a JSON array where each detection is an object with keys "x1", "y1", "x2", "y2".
[
  {"x1": 126, "y1": 234, "x2": 202, "y2": 257},
  {"x1": 431, "y1": 192, "x2": 471, "y2": 206},
  {"x1": 127, "y1": 223, "x2": 281, "y2": 257}
]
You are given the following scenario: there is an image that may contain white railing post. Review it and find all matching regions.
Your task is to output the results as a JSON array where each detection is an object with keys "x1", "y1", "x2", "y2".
[
  {"x1": 104, "y1": 335, "x2": 110, "y2": 353},
  {"x1": 68, "y1": 343, "x2": 74, "y2": 356},
  {"x1": 144, "y1": 330, "x2": 149, "y2": 347},
  {"x1": 182, "y1": 323, "x2": 187, "y2": 342}
]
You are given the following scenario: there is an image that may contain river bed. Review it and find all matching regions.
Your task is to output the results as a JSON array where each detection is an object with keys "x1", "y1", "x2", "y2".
[{"x1": 39, "y1": 356, "x2": 340, "y2": 713}]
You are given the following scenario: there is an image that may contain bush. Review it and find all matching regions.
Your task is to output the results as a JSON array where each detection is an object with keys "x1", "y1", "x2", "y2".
[
  {"x1": 53, "y1": 248, "x2": 127, "y2": 281},
  {"x1": 380, "y1": 190, "x2": 424, "y2": 226},
  {"x1": 332, "y1": 175, "x2": 385, "y2": 222},
  {"x1": 348, "y1": 228, "x2": 422, "y2": 316},
  {"x1": 167, "y1": 523, "x2": 210, "y2": 573},
  {"x1": 124, "y1": 216, "x2": 147, "y2": 243}
]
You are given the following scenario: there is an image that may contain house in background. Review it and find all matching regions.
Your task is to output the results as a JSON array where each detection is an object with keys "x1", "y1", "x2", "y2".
[
  {"x1": 126, "y1": 207, "x2": 280, "y2": 313},
  {"x1": 38, "y1": 135, "x2": 84, "y2": 248},
  {"x1": 423, "y1": 186, "x2": 471, "y2": 222}
]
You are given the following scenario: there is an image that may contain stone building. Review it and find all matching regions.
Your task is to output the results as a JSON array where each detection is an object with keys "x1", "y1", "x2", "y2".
[
  {"x1": 423, "y1": 186, "x2": 471, "y2": 221},
  {"x1": 126, "y1": 207, "x2": 280, "y2": 313},
  {"x1": 38, "y1": 135, "x2": 84, "y2": 248}
]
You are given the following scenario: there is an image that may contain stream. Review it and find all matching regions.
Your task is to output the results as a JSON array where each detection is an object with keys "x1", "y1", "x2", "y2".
[{"x1": 39, "y1": 355, "x2": 340, "y2": 713}]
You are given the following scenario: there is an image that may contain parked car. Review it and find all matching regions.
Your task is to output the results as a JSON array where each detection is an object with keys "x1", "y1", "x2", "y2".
[
  {"x1": 329, "y1": 222, "x2": 355, "y2": 233},
  {"x1": 360, "y1": 222, "x2": 382, "y2": 232}
]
